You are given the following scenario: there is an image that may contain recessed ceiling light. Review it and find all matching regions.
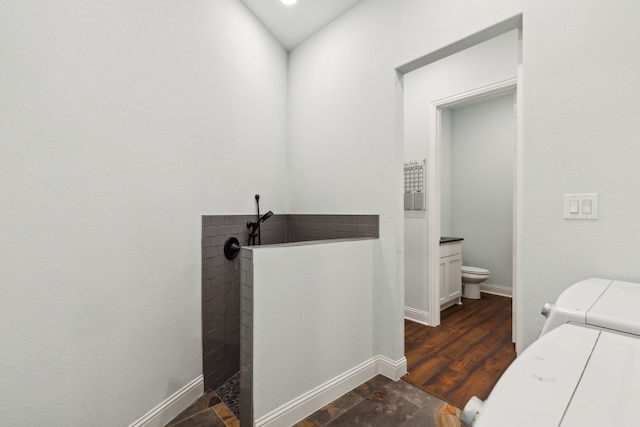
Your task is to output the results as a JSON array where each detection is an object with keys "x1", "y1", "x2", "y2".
[{"x1": 281, "y1": 0, "x2": 297, "y2": 5}]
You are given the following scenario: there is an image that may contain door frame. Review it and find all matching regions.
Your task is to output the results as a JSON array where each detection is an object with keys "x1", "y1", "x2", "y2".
[{"x1": 427, "y1": 78, "x2": 521, "y2": 349}]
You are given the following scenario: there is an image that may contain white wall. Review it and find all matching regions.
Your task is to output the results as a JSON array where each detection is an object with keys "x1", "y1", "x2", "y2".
[
  {"x1": 521, "y1": 0, "x2": 640, "y2": 346},
  {"x1": 5, "y1": 0, "x2": 639, "y2": 422},
  {"x1": 0, "y1": 1, "x2": 287, "y2": 425},
  {"x1": 404, "y1": 216, "x2": 428, "y2": 317},
  {"x1": 291, "y1": 0, "x2": 640, "y2": 353},
  {"x1": 450, "y1": 93, "x2": 515, "y2": 288},
  {"x1": 440, "y1": 109, "x2": 453, "y2": 237},
  {"x1": 403, "y1": 30, "x2": 519, "y2": 318},
  {"x1": 288, "y1": 0, "x2": 523, "y2": 362},
  {"x1": 252, "y1": 239, "x2": 374, "y2": 421}
]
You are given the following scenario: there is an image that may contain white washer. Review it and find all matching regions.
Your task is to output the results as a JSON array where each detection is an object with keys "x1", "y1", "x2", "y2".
[
  {"x1": 463, "y1": 323, "x2": 640, "y2": 426},
  {"x1": 540, "y1": 277, "x2": 640, "y2": 337},
  {"x1": 462, "y1": 278, "x2": 640, "y2": 426}
]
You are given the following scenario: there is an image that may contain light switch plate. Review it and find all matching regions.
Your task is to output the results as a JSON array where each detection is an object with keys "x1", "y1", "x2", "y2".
[{"x1": 564, "y1": 193, "x2": 598, "y2": 219}]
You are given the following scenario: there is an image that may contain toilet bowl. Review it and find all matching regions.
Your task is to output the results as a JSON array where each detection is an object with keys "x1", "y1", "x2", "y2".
[{"x1": 462, "y1": 266, "x2": 490, "y2": 299}]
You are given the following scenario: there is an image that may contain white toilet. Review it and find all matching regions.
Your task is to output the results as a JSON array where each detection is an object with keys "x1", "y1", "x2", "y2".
[{"x1": 461, "y1": 266, "x2": 490, "y2": 299}]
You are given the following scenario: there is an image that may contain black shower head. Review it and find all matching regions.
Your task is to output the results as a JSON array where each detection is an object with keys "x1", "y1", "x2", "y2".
[
  {"x1": 247, "y1": 211, "x2": 273, "y2": 234},
  {"x1": 260, "y1": 211, "x2": 273, "y2": 222}
]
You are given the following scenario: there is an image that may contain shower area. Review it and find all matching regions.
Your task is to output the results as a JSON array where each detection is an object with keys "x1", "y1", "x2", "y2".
[{"x1": 201, "y1": 210, "x2": 379, "y2": 424}]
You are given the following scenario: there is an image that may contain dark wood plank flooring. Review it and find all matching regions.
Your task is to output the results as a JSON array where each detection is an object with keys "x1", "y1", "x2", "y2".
[{"x1": 403, "y1": 293, "x2": 516, "y2": 409}]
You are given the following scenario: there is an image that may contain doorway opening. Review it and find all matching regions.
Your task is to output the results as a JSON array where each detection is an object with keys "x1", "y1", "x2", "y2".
[
  {"x1": 402, "y1": 26, "x2": 523, "y2": 353},
  {"x1": 428, "y1": 79, "x2": 518, "y2": 330},
  {"x1": 403, "y1": 82, "x2": 520, "y2": 409}
]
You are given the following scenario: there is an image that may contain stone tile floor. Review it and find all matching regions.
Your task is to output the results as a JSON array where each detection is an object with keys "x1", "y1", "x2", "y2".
[
  {"x1": 166, "y1": 374, "x2": 461, "y2": 427},
  {"x1": 166, "y1": 374, "x2": 240, "y2": 427},
  {"x1": 295, "y1": 375, "x2": 461, "y2": 427}
]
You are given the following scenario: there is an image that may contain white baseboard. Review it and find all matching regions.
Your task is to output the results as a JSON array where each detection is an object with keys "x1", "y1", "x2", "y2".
[
  {"x1": 375, "y1": 354, "x2": 408, "y2": 380},
  {"x1": 404, "y1": 306, "x2": 431, "y2": 326},
  {"x1": 128, "y1": 375, "x2": 204, "y2": 427},
  {"x1": 255, "y1": 355, "x2": 407, "y2": 427},
  {"x1": 480, "y1": 283, "x2": 513, "y2": 297}
]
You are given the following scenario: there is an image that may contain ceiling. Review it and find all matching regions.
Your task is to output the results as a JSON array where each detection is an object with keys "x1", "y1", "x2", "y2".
[{"x1": 239, "y1": 0, "x2": 364, "y2": 51}]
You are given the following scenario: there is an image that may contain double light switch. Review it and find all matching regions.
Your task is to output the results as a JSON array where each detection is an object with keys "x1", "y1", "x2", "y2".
[{"x1": 564, "y1": 193, "x2": 598, "y2": 219}]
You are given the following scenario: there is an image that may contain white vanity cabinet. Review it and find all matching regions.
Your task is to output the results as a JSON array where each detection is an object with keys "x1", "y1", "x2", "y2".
[{"x1": 439, "y1": 241, "x2": 462, "y2": 309}]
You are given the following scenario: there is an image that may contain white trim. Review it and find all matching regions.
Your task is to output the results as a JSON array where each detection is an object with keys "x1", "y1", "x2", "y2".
[
  {"x1": 376, "y1": 354, "x2": 408, "y2": 381},
  {"x1": 255, "y1": 356, "x2": 407, "y2": 427},
  {"x1": 433, "y1": 78, "x2": 518, "y2": 109},
  {"x1": 404, "y1": 306, "x2": 431, "y2": 326},
  {"x1": 513, "y1": 27, "x2": 524, "y2": 354},
  {"x1": 480, "y1": 283, "x2": 513, "y2": 298},
  {"x1": 428, "y1": 105, "x2": 442, "y2": 327},
  {"x1": 429, "y1": 77, "x2": 519, "y2": 330},
  {"x1": 396, "y1": 15, "x2": 523, "y2": 74},
  {"x1": 128, "y1": 375, "x2": 204, "y2": 427}
]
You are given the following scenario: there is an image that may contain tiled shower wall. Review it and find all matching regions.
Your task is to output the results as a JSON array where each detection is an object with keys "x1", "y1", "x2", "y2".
[
  {"x1": 288, "y1": 214, "x2": 379, "y2": 242},
  {"x1": 239, "y1": 249, "x2": 253, "y2": 426},
  {"x1": 201, "y1": 214, "x2": 378, "y2": 392},
  {"x1": 201, "y1": 214, "x2": 286, "y2": 390}
]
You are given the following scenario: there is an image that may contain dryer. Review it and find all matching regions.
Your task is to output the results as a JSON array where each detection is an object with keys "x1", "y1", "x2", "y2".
[
  {"x1": 461, "y1": 278, "x2": 640, "y2": 426},
  {"x1": 539, "y1": 277, "x2": 640, "y2": 337}
]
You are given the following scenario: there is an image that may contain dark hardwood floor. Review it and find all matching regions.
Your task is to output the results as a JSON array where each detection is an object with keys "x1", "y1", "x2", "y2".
[{"x1": 403, "y1": 293, "x2": 516, "y2": 409}]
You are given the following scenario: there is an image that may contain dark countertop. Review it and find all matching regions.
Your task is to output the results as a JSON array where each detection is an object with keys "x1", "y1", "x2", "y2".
[{"x1": 440, "y1": 236, "x2": 464, "y2": 244}]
